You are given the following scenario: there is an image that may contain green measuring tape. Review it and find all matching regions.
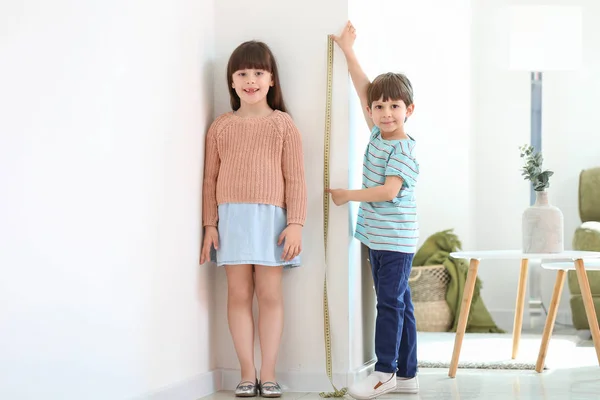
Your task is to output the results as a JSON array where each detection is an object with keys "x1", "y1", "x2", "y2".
[{"x1": 319, "y1": 35, "x2": 348, "y2": 399}]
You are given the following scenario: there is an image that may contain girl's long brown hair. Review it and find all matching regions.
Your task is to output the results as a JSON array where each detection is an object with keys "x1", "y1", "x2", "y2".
[{"x1": 226, "y1": 41, "x2": 287, "y2": 113}]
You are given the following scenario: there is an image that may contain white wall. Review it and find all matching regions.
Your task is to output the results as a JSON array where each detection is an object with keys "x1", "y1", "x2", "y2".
[
  {"x1": 211, "y1": 0, "x2": 352, "y2": 391},
  {"x1": 471, "y1": 0, "x2": 531, "y2": 328},
  {"x1": 0, "y1": 1, "x2": 216, "y2": 399},
  {"x1": 472, "y1": 0, "x2": 600, "y2": 329}
]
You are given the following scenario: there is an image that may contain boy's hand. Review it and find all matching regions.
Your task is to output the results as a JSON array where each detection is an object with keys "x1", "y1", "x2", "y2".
[
  {"x1": 278, "y1": 223, "x2": 302, "y2": 261},
  {"x1": 327, "y1": 188, "x2": 349, "y2": 206},
  {"x1": 331, "y1": 21, "x2": 356, "y2": 53},
  {"x1": 200, "y1": 226, "x2": 219, "y2": 264}
]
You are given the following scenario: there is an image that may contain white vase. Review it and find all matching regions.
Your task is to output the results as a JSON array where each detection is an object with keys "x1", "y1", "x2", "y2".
[{"x1": 522, "y1": 190, "x2": 564, "y2": 253}]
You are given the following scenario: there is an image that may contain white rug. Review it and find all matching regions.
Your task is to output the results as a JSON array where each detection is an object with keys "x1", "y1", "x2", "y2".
[{"x1": 417, "y1": 332, "x2": 597, "y2": 370}]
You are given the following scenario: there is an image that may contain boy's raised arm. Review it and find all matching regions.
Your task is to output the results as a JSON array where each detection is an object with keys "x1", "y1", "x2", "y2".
[{"x1": 331, "y1": 21, "x2": 373, "y2": 131}]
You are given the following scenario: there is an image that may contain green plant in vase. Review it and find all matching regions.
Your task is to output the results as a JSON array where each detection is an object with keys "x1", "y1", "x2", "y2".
[
  {"x1": 519, "y1": 144, "x2": 563, "y2": 253},
  {"x1": 519, "y1": 144, "x2": 554, "y2": 192}
]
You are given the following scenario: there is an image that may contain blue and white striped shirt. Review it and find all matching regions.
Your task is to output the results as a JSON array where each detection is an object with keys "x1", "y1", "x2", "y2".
[{"x1": 354, "y1": 125, "x2": 420, "y2": 253}]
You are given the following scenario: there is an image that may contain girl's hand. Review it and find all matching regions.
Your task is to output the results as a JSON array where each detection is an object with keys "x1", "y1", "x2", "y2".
[
  {"x1": 200, "y1": 226, "x2": 219, "y2": 264},
  {"x1": 278, "y1": 223, "x2": 302, "y2": 261},
  {"x1": 326, "y1": 188, "x2": 349, "y2": 206},
  {"x1": 331, "y1": 21, "x2": 356, "y2": 53}
]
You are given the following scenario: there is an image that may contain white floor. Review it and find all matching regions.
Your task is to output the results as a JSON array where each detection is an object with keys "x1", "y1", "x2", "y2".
[
  {"x1": 200, "y1": 366, "x2": 600, "y2": 400},
  {"x1": 203, "y1": 326, "x2": 599, "y2": 399}
]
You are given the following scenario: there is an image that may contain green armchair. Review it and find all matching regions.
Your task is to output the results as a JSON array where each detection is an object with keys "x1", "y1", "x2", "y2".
[{"x1": 569, "y1": 167, "x2": 600, "y2": 330}]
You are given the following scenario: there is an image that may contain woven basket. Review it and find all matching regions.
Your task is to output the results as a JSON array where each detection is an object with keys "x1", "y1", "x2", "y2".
[{"x1": 408, "y1": 265, "x2": 452, "y2": 332}]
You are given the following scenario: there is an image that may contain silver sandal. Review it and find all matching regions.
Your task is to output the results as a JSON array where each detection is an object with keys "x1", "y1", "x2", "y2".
[
  {"x1": 259, "y1": 381, "x2": 282, "y2": 398},
  {"x1": 235, "y1": 379, "x2": 259, "y2": 397}
]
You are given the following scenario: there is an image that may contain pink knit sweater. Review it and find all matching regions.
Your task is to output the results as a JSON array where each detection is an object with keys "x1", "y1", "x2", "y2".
[{"x1": 202, "y1": 110, "x2": 307, "y2": 227}]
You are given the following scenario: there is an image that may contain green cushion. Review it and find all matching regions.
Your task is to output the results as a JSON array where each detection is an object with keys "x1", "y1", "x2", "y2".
[
  {"x1": 569, "y1": 222, "x2": 600, "y2": 295},
  {"x1": 579, "y1": 167, "x2": 600, "y2": 222},
  {"x1": 570, "y1": 295, "x2": 600, "y2": 330},
  {"x1": 574, "y1": 221, "x2": 600, "y2": 250},
  {"x1": 568, "y1": 167, "x2": 600, "y2": 329}
]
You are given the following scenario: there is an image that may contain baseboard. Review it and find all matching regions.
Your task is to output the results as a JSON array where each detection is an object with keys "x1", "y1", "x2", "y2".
[
  {"x1": 490, "y1": 309, "x2": 573, "y2": 332},
  {"x1": 133, "y1": 360, "x2": 395, "y2": 398},
  {"x1": 136, "y1": 369, "x2": 221, "y2": 400},
  {"x1": 347, "y1": 359, "x2": 376, "y2": 385},
  {"x1": 221, "y1": 364, "x2": 374, "y2": 393},
  {"x1": 136, "y1": 361, "x2": 377, "y2": 398}
]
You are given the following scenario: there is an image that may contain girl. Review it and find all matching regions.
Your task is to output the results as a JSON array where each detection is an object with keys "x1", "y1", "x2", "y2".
[{"x1": 200, "y1": 41, "x2": 307, "y2": 398}]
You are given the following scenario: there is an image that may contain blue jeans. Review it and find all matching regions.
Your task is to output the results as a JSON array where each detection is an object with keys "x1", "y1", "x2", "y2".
[{"x1": 369, "y1": 249, "x2": 418, "y2": 377}]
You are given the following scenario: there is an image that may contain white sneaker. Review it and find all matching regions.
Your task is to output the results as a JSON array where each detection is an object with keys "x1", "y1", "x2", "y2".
[
  {"x1": 392, "y1": 376, "x2": 418, "y2": 394},
  {"x1": 348, "y1": 372, "x2": 396, "y2": 400}
]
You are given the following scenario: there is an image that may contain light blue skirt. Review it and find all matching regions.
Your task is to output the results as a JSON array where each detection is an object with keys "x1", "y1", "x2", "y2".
[{"x1": 210, "y1": 203, "x2": 301, "y2": 268}]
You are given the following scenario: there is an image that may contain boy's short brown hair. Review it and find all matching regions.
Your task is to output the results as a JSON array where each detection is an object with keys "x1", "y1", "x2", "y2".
[{"x1": 367, "y1": 72, "x2": 413, "y2": 108}]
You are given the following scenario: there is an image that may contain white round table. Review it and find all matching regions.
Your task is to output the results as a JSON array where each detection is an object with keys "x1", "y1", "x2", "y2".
[
  {"x1": 536, "y1": 260, "x2": 600, "y2": 373},
  {"x1": 541, "y1": 260, "x2": 600, "y2": 270},
  {"x1": 447, "y1": 250, "x2": 600, "y2": 377}
]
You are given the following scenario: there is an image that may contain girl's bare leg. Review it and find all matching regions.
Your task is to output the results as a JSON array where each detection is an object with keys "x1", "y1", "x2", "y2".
[
  {"x1": 254, "y1": 265, "x2": 284, "y2": 383},
  {"x1": 225, "y1": 264, "x2": 256, "y2": 382}
]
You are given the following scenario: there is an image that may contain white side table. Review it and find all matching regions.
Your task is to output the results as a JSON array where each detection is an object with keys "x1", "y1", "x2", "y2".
[
  {"x1": 447, "y1": 250, "x2": 600, "y2": 378},
  {"x1": 537, "y1": 260, "x2": 600, "y2": 372}
]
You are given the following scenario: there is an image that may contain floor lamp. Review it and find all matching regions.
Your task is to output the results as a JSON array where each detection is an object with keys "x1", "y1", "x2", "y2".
[{"x1": 508, "y1": 5, "x2": 583, "y2": 327}]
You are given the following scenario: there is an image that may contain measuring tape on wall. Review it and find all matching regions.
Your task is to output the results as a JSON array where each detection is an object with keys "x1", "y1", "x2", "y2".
[{"x1": 319, "y1": 35, "x2": 348, "y2": 399}]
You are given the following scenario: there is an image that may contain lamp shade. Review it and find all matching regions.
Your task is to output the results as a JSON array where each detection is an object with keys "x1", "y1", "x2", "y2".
[{"x1": 509, "y1": 5, "x2": 582, "y2": 71}]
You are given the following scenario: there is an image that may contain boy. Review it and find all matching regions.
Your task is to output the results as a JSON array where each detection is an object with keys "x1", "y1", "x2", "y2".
[{"x1": 327, "y1": 21, "x2": 419, "y2": 399}]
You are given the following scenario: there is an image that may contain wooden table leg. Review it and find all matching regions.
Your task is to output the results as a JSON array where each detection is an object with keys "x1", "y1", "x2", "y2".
[
  {"x1": 574, "y1": 258, "x2": 600, "y2": 364},
  {"x1": 449, "y1": 258, "x2": 480, "y2": 378},
  {"x1": 512, "y1": 258, "x2": 529, "y2": 359},
  {"x1": 535, "y1": 269, "x2": 566, "y2": 372}
]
